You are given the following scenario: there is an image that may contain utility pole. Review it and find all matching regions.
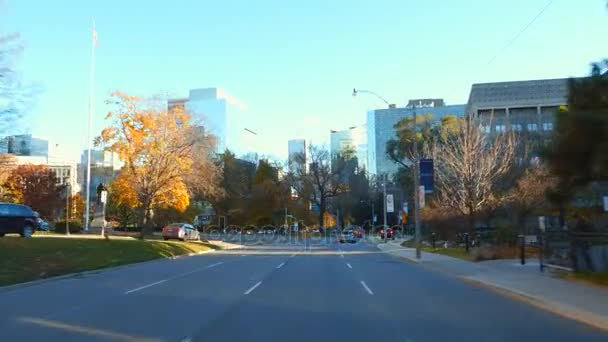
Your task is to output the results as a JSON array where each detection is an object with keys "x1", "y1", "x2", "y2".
[{"x1": 413, "y1": 103, "x2": 421, "y2": 259}]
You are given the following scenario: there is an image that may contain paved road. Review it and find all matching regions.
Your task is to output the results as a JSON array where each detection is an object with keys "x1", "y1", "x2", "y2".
[{"x1": 1, "y1": 239, "x2": 606, "y2": 342}]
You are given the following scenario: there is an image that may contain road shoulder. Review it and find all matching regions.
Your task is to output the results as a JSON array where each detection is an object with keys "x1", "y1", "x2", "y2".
[{"x1": 377, "y1": 241, "x2": 608, "y2": 331}]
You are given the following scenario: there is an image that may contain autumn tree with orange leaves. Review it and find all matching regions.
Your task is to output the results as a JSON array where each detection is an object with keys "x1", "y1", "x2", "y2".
[
  {"x1": 100, "y1": 91, "x2": 220, "y2": 236},
  {"x1": 2, "y1": 164, "x2": 64, "y2": 218}
]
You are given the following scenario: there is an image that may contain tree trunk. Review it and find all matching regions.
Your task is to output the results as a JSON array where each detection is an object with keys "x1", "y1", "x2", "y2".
[
  {"x1": 467, "y1": 203, "x2": 475, "y2": 234},
  {"x1": 140, "y1": 202, "x2": 152, "y2": 239},
  {"x1": 318, "y1": 201, "x2": 326, "y2": 229},
  {"x1": 558, "y1": 203, "x2": 566, "y2": 229}
]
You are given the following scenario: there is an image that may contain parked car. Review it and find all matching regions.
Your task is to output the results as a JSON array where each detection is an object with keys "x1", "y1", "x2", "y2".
[
  {"x1": 162, "y1": 223, "x2": 200, "y2": 241},
  {"x1": 36, "y1": 217, "x2": 51, "y2": 232},
  {"x1": 0, "y1": 202, "x2": 39, "y2": 238}
]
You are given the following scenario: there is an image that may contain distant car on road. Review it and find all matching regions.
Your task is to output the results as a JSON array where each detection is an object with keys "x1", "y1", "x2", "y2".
[
  {"x1": 162, "y1": 223, "x2": 200, "y2": 241},
  {"x1": 339, "y1": 229, "x2": 357, "y2": 243},
  {"x1": 0, "y1": 202, "x2": 39, "y2": 238},
  {"x1": 378, "y1": 227, "x2": 394, "y2": 240}
]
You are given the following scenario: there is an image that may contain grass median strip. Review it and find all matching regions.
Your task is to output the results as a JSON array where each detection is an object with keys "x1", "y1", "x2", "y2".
[{"x1": 0, "y1": 236, "x2": 219, "y2": 286}]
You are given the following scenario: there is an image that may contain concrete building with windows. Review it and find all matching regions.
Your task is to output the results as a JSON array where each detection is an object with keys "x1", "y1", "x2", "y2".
[
  {"x1": 168, "y1": 88, "x2": 247, "y2": 154},
  {"x1": 367, "y1": 100, "x2": 465, "y2": 177},
  {"x1": 13, "y1": 156, "x2": 80, "y2": 194},
  {"x1": 466, "y1": 78, "x2": 568, "y2": 135},
  {"x1": 329, "y1": 125, "x2": 367, "y2": 172}
]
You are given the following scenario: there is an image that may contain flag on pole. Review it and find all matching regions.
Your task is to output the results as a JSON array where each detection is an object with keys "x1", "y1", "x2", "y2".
[{"x1": 92, "y1": 21, "x2": 98, "y2": 46}]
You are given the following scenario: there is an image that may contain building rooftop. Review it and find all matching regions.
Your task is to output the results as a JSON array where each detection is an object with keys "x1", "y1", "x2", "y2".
[{"x1": 466, "y1": 78, "x2": 569, "y2": 112}]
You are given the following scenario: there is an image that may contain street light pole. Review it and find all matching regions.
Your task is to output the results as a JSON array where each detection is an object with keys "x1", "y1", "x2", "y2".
[
  {"x1": 383, "y1": 181, "x2": 387, "y2": 241},
  {"x1": 65, "y1": 184, "x2": 70, "y2": 236},
  {"x1": 412, "y1": 103, "x2": 421, "y2": 259},
  {"x1": 371, "y1": 202, "x2": 375, "y2": 228}
]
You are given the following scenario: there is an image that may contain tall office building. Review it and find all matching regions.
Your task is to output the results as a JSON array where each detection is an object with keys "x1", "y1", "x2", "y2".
[
  {"x1": 367, "y1": 99, "x2": 465, "y2": 177},
  {"x1": 329, "y1": 125, "x2": 367, "y2": 172},
  {"x1": 287, "y1": 139, "x2": 306, "y2": 172},
  {"x1": 168, "y1": 88, "x2": 247, "y2": 154}
]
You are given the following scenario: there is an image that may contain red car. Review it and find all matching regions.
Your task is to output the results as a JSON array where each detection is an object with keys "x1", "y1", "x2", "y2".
[{"x1": 378, "y1": 227, "x2": 394, "y2": 239}]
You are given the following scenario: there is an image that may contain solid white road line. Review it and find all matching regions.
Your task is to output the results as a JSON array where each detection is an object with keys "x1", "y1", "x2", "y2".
[
  {"x1": 360, "y1": 281, "x2": 374, "y2": 295},
  {"x1": 244, "y1": 281, "x2": 263, "y2": 295},
  {"x1": 276, "y1": 262, "x2": 286, "y2": 269},
  {"x1": 346, "y1": 263, "x2": 352, "y2": 269},
  {"x1": 125, "y1": 279, "x2": 168, "y2": 294},
  {"x1": 125, "y1": 261, "x2": 224, "y2": 294},
  {"x1": 290, "y1": 254, "x2": 296, "y2": 258}
]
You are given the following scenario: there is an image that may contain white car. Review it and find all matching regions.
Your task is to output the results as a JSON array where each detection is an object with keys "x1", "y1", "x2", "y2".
[{"x1": 162, "y1": 223, "x2": 200, "y2": 241}]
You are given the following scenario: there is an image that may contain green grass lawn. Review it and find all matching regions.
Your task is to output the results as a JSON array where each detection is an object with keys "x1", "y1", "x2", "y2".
[
  {"x1": 401, "y1": 239, "x2": 474, "y2": 261},
  {"x1": 0, "y1": 236, "x2": 219, "y2": 286}
]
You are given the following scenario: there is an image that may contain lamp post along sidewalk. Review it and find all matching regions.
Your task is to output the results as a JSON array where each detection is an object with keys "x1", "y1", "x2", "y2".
[
  {"x1": 352, "y1": 88, "x2": 421, "y2": 258},
  {"x1": 412, "y1": 104, "x2": 421, "y2": 259}
]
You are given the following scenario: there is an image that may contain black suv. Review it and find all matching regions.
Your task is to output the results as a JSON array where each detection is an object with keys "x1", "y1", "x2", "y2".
[{"x1": 0, "y1": 203, "x2": 39, "y2": 238}]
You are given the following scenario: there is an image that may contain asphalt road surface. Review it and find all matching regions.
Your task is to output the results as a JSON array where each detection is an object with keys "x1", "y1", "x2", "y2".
[{"x1": 1, "y1": 238, "x2": 606, "y2": 342}]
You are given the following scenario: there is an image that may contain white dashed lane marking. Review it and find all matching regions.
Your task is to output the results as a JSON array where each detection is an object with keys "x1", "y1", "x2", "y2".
[{"x1": 244, "y1": 281, "x2": 263, "y2": 295}]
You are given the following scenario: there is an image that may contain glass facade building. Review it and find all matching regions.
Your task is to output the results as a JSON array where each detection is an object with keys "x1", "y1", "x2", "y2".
[
  {"x1": 367, "y1": 102, "x2": 465, "y2": 177},
  {"x1": 169, "y1": 88, "x2": 247, "y2": 154},
  {"x1": 329, "y1": 125, "x2": 367, "y2": 172}
]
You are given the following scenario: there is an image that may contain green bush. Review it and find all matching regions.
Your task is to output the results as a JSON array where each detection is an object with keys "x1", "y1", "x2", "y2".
[
  {"x1": 492, "y1": 224, "x2": 517, "y2": 246},
  {"x1": 54, "y1": 220, "x2": 83, "y2": 234}
]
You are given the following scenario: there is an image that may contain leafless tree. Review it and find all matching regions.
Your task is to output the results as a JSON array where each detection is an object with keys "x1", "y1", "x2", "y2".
[
  {"x1": 286, "y1": 145, "x2": 348, "y2": 228},
  {"x1": 433, "y1": 115, "x2": 517, "y2": 232},
  {"x1": 0, "y1": 31, "x2": 31, "y2": 135}
]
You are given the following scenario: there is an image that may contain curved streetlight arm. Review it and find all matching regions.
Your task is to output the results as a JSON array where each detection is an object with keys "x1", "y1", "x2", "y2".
[{"x1": 352, "y1": 88, "x2": 391, "y2": 107}]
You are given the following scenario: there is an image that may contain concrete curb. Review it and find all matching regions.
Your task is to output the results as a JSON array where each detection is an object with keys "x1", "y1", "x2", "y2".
[
  {"x1": 0, "y1": 244, "x2": 226, "y2": 294},
  {"x1": 460, "y1": 277, "x2": 608, "y2": 332}
]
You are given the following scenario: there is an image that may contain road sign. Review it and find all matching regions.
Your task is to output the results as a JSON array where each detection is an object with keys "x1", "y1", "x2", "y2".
[
  {"x1": 538, "y1": 216, "x2": 546, "y2": 231},
  {"x1": 311, "y1": 204, "x2": 320, "y2": 213},
  {"x1": 419, "y1": 186, "x2": 425, "y2": 209},
  {"x1": 402, "y1": 202, "x2": 408, "y2": 214},
  {"x1": 420, "y1": 159, "x2": 434, "y2": 194},
  {"x1": 386, "y1": 194, "x2": 394, "y2": 213}
]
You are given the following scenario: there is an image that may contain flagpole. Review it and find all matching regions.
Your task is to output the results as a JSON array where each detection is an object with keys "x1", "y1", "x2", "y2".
[{"x1": 84, "y1": 19, "x2": 96, "y2": 232}]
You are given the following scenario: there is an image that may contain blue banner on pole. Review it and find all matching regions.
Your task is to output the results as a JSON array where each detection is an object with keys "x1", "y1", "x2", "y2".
[{"x1": 420, "y1": 159, "x2": 434, "y2": 194}]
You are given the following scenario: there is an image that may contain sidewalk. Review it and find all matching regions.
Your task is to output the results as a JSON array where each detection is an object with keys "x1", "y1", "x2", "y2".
[{"x1": 378, "y1": 240, "x2": 608, "y2": 331}]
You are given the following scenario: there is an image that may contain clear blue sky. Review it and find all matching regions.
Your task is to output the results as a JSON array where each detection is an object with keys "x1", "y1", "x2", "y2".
[{"x1": 2, "y1": 0, "x2": 607, "y2": 161}]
